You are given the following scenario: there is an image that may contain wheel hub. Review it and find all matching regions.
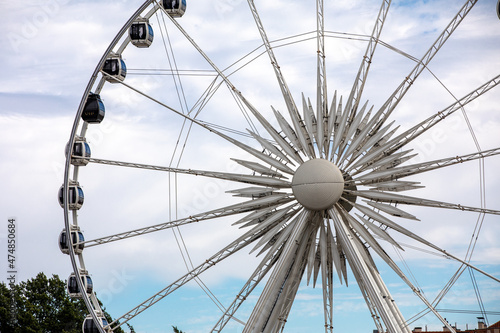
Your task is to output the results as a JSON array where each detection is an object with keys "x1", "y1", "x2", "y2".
[{"x1": 291, "y1": 158, "x2": 345, "y2": 211}]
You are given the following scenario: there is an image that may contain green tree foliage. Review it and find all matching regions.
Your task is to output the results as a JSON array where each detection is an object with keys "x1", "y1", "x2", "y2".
[
  {"x1": 172, "y1": 326, "x2": 184, "y2": 333},
  {"x1": 0, "y1": 273, "x2": 130, "y2": 333}
]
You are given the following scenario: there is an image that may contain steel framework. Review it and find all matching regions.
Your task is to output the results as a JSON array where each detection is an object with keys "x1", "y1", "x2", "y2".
[{"x1": 61, "y1": 1, "x2": 500, "y2": 332}]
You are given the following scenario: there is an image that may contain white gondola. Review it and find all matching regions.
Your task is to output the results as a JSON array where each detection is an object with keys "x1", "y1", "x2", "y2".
[
  {"x1": 161, "y1": 0, "x2": 186, "y2": 17},
  {"x1": 66, "y1": 137, "x2": 91, "y2": 166},
  {"x1": 59, "y1": 226, "x2": 85, "y2": 255},
  {"x1": 67, "y1": 270, "x2": 93, "y2": 298},
  {"x1": 82, "y1": 93, "x2": 105, "y2": 124},
  {"x1": 82, "y1": 312, "x2": 111, "y2": 333},
  {"x1": 58, "y1": 181, "x2": 84, "y2": 210},
  {"x1": 129, "y1": 18, "x2": 154, "y2": 48},
  {"x1": 102, "y1": 53, "x2": 127, "y2": 83}
]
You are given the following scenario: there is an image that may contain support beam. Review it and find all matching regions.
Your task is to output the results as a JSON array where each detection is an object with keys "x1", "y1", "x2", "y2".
[
  {"x1": 316, "y1": 0, "x2": 327, "y2": 156},
  {"x1": 246, "y1": 0, "x2": 313, "y2": 157},
  {"x1": 243, "y1": 210, "x2": 311, "y2": 333},
  {"x1": 109, "y1": 213, "x2": 286, "y2": 330},
  {"x1": 369, "y1": 0, "x2": 478, "y2": 133},
  {"x1": 329, "y1": 209, "x2": 409, "y2": 333}
]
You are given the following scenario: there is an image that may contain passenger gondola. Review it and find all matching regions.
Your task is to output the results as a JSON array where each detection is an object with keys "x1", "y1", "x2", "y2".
[
  {"x1": 497, "y1": 0, "x2": 500, "y2": 20},
  {"x1": 82, "y1": 313, "x2": 111, "y2": 333},
  {"x1": 59, "y1": 226, "x2": 85, "y2": 255},
  {"x1": 161, "y1": 0, "x2": 186, "y2": 17},
  {"x1": 129, "y1": 18, "x2": 154, "y2": 47},
  {"x1": 82, "y1": 93, "x2": 105, "y2": 124},
  {"x1": 58, "y1": 181, "x2": 84, "y2": 210},
  {"x1": 67, "y1": 270, "x2": 93, "y2": 298},
  {"x1": 102, "y1": 53, "x2": 127, "y2": 83},
  {"x1": 66, "y1": 137, "x2": 91, "y2": 166}
]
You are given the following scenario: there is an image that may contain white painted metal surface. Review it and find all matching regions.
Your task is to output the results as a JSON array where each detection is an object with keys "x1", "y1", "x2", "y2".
[{"x1": 61, "y1": 1, "x2": 500, "y2": 332}]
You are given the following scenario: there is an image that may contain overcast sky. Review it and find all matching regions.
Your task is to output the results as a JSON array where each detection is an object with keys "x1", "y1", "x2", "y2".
[{"x1": 1, "y1": 0, "x2": 500, "y2": 332}]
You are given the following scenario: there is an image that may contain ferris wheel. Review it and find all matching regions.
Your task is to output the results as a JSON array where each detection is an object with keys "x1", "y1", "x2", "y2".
[{"x1": 60, "y1": 0, "x2": 500, "y2": 332}]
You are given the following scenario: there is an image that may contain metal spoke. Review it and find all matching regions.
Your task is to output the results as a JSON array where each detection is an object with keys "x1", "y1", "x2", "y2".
[
  {"x1": 337, "y1": 104, "x2": 375, "y2": 164},
  {"x1": 83, "y1": 194, "x2": 293, "y2": 248},
  {"x1": 334, "y1": 0, "x2": 392, "y2": 163},
  {"x1": 261, "y1": 217, "x2": 317, "y2": 333},
  {"x1": 210, "y1": 244, "x2": 285, "y2": 332},
  {"x1": 358, "y1": 149, "x2": 416, "y2": 174},
  {"x1": 109, "y1": 207, "x2": 289, "y2": 330},
  {"x1": 303, "y1": 95, "x2": 318, "y2": 156},
  {"x1": 348, "y1": 190, "x2": 500, "y2": 216},
  {"x1": 368, "y1": 0, "x2": 478, "y2": 133},
  {"x1": 346, "y1": 203, "x2": 500, "y2": 285},
  {"x1": 64, "y1": 1, "x2": 500, "y2": 332},
  {"x1": 270, "y1": 230, "x2": 313, "y2": 333},
  {"x1": 319, "y1": 220, "x2": 334, "y2": 333},
  {"x1": 156, "y1": 3, "x2": 309, "y2": 167},
  {"x1": 102, "y1": 73, "x2": 296, "y2": 174},
  {"x1": 316, "y1": 0, "x2": 327, "y2": 156},
  {"x1": 248, "y1": 130, "x2": 295, "y2": 165},
  {"x1": 331, "y1": 96, "x2": 348, "y2": 161},
  {"x1": 343, "y1": 121, "x2": 398, "y2": 168},
  {"x1": 273, "y1": 107, "x2": 307, "y2": 158},
  {"x1": 242, "y1": 210, "x2": 311, "y2": 333},
  {"x1": 338, "y1": 101, "x2": 369, "y2": 161},
  {"x1": 88, "y1": 157, "x2": 290, "y2": 188},
  {"x1": 340, "y1": 207, "x2": 459, "y2": 332},
  {"x1": 329, "y1": 208, "x2": 411, "y2": 333},
  {"x1": 374, "y1": 74, "x2": 500, "y2": 160},
  {"x1": 356, "y1": 147, "x2": 500, "y2": 184},
  {"x1": 231, "y1": 159, "x2": 286, "y2": 178},
  {"x1": 246, "y1": 0, "x2": 312, "y2": 157},
  {"x1": 346, "y1": 0, "x2": 391, "y2": 116},
  {"x1": 249, "y1": 206, "x2": 300, "y2": 254}
]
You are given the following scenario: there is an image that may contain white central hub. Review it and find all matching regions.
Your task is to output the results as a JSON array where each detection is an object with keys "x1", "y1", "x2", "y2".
[{"x1": 291, "y1": 159, "x2": 344, "y2": 211}]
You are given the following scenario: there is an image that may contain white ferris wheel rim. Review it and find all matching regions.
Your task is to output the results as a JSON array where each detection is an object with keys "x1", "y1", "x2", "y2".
[{"x1": 61, "y1": 1, "x2": 500, "y2": 332}]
